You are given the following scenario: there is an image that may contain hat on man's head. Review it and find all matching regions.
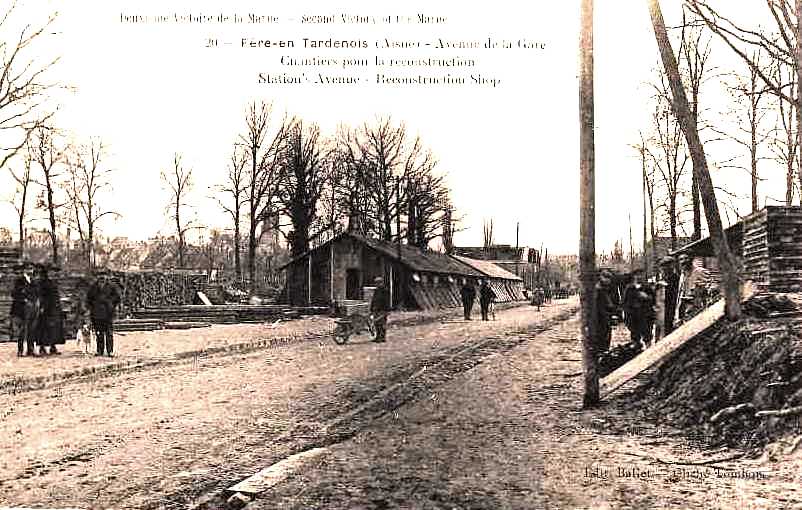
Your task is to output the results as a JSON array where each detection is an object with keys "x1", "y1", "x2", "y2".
[
  {"x1": 660, "y1": 256, "x2": 675, "y2": 266},
  {"x1": 374, "y1": 276, "x2": 384, "y2": 284}
]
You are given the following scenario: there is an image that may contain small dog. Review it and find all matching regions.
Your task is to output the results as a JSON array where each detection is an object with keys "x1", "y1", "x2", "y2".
[{"x1": 76, "y1": 322, "x2": 93, "y2": 354}]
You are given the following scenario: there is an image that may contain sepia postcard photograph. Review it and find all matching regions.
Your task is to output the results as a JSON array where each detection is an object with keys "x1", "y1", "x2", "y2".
[{"x1": 0, "y1": 0, "x2": 801, "y2": 508}]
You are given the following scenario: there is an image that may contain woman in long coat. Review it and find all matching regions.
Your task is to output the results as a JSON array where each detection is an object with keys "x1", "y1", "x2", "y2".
[{"x1": 36, "y1": 265, "x2": 64, "y2": 355}]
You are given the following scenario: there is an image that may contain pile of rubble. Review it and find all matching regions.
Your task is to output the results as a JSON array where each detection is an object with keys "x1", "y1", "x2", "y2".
[{"x1": 623, "y1": 293, "x2": 802, "y2": 450}]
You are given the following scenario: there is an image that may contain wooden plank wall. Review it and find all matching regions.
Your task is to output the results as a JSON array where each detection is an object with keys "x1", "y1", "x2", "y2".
[
  {"x1": 741, "y1": 206, "x2": 802, "y2": 293},
  {"x1": 742, "y1": 208, "x2": 769, "y2": 290},
  {"x1": 766, "y1": 206, "x2": 802, "y2": 292}
]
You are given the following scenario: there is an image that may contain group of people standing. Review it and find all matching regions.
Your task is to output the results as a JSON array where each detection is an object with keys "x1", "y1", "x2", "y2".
[
  {"x1": 460, "y1": 280, "x2": 497, "y2": 321},
  {"x1": 10, "y1": 264, "x2": 65, "y2": 356},
  {"x1": 595, "y1": 255, "x2": 685, "y2": 352},
  {"x1": 9, "y1": 265, "x2": 122, "y2": 358}
]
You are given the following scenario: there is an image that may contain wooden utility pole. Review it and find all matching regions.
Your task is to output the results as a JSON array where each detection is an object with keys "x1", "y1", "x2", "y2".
[
  {"x1": 515, "y1": 221, "x2": 520, "y2": 276},
  {"x1": 579, "y1": 0, "x2": 599, "y2": 407},
  {"x1": 647, "y1": 0, "x2": 741, "y2": 320},
  {"x1": 795, "y1": 0, "x2": 802, "y2": 194},
  {"x1": 640, "y1": 145, "x2": 648, "y2": 277},
  {"x1": 629, "y1": 213, "x2": 634, "y2": 270}
]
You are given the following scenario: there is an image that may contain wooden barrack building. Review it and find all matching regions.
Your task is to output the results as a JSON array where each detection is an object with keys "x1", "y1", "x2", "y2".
[{"x1": 278, "y1": 232, "x2": 526, "y2": 310}]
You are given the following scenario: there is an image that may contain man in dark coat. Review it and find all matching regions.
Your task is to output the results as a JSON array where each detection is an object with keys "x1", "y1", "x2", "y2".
[
  {"x1": 36, "y1": 264, "x2": 64, "y2": 355},
  {"x1": 622, "y1": 269, "x2": 655, "y2": 350},
  {"x1": 460, "y1": 280, "x2": 476, "y2": 320},
  {"x1": 594, "y1": 271, "x2": 617, "y2": 352},
  {"x1": 10, "y1": 265, "x2": 35, "y2": 356},
  {"x1": 479, "y1": 280, "x2": 496, "y2": 321},
  {"x1": 370, "y1": 276, "x2": 390, "y2": 342},
  {"x1": 660, "y1": 256, "x2": 680, "y2": 335},
  {"x1": 86, "y1": 273, "x2": 122, "y2": 356}
]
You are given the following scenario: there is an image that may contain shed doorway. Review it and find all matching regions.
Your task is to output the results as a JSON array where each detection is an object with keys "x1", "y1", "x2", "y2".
[{"x1": 346, "y1": 268, "x2": 361, "y2": 300}]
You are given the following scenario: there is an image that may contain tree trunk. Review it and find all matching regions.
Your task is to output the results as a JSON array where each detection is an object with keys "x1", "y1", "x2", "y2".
[
  {"x1": 248, "y1": 222, "x2": 257, "y2": 294},
  {"x1": 691, "y1": 88, "x2": 702, "y2": 241},
  {"x1": 649, "y1": 195, "x2": 656, "y2": 268},
  {"x1": 648, "y1": 0, "x2": 741, "y2": 321},
  {"x1": 234, "y1": 208, "x2": 241, "y2": 280},
  {"x1": 751, "y1": 92, "x2": 759, "y2": 213},
  {"x1": 797, "y1": 0, "x2": 802, "y2": 206},
  {"x1": 579, "y1": 0, "x2": 599, "y2": 407},
  {"x1": 17, "y1": 187, "x2": 27, "y2": 252},
  {"x1": 691, "y1": 175, "x2": 701, "y2": 240},
  {"x1": 669, "y1": 198, "x2": 677, "y2": 250},
  {"x1": 789, "y1": 0, "x2": 802, "y2": 205},
  {"x1": 642, "y1": 152, "x2": 648, "y2": 276},
  {"x1": 46, "y1": 181, "x2": 59, "y2": 265}
]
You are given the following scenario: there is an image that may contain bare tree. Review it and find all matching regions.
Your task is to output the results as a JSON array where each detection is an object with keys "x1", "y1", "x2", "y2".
[
  {"x1": 0, "y1": 3, "x2": 59, "y2": 174},
  {"x1": 161, "y1": 153, "x2": 194, "y2": 269},
  {"x1": 63, "y1": 138, "x2": 119, "y2": 269},
  {"x1": 482, "y1": 218, "x2": 494, "y2": 251},
  {"x1": 687, "y1": 0, "x2": 802, "y2": 202},
  {"x1": 214, "y1": 144, "x2": 247, "y2": 280},
  {"x1": 633, "y1": 132, "x2": 660, "y2": 271},
  {"x1": 648, "y1": 71, "x2": 690, "y2": 250},
  {"x1": 649, "y1": 0, "x2": 741, "y2": 320},
  {"x1": 277, "y1": 118, "x2": 328, "y2": 256},
  {"x1": 7, "y1": 147, "x2": 33, "y2": 249},
  {"x1": 677, "y1": 10, "x2": 715, "y2": 239},
  {"x1": 340, "y1": 117, "x2": 409, "y2": 241},
  {"x1": 29, "y1": 124, "x2": 65, "y2": 264},
  {"x1": 239, "y1": 101, "x2": 288, "y2": 292},
  {"x1": 770, "y1": 56, "x2": 799, "y2": 205},
  {"x1": 709, "y1": 53, "x2": 771, "y2": 213}
]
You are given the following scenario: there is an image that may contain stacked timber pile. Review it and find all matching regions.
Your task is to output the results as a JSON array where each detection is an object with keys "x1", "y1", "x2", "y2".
[
  {"x1": 743, "y1": 206, "x2": 802, "y2": 292},
  {"x1": 115, "y1": 270, "x2": 208, "y2": 315},
  {"x1": 130, "y1": 304, "x2": 328, "y2": 324},
  {"x1": 58, "y1": 273, "x2": 91, "y2": 338},
  {"x1": 0, "y1": 247, "x2": 24, "y2": 341},
  {"x1": 114, "y1": 318, "x2": 165, "y2": 332},
  {"x1": 334, "y1": 299, "x2": 370, "y2": 316},
  {"x1": 622, "y1": 292, "x2": 802, "y2": 450}
]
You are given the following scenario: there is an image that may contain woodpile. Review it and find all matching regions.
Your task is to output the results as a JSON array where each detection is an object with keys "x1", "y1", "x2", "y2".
[
  {"x1": 113, "y1": 318, "x2": 164, "y2": 332},
  {"x1": 743, "y1": 206, "x2": 802, "y2": 292},
  {"x1": 114, "y1": 270, "x2": 209, "y2": 315},
  {"x1": 1, "y1": 258, "x2": 326, "y2": 340},
  {"x1": 0, "y1": 248, "x2": 31, "y2": 341},
  {"x1": 130, "y1": 304, "x2": 328, "y2": 324}
]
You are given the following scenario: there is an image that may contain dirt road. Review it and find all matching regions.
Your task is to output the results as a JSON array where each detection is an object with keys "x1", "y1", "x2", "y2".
[{"x1": 2, "y1": 298, "x2": 798, "y2": 509}]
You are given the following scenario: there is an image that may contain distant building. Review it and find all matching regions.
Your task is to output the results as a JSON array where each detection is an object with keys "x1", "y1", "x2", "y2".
[{"x1": 453, "y1": 245, "x2": 540, "y2": 289}]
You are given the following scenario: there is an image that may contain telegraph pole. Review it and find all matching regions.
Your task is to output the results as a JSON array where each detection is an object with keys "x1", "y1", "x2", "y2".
[{"x1": 579, "y1": 0, "x2": 599, "y2": 407}]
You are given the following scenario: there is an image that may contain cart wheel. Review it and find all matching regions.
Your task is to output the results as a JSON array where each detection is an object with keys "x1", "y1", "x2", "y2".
[{"x1": 333, "y1": 324, "x2": 350, "y2": 345}]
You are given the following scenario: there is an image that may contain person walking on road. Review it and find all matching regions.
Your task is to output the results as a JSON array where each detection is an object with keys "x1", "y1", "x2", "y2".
[
  {"x1": 86, "y1": 272, "x2": 122, "y2": 357},
  {"x1": 460, "y1": 280, "x2": 476, "y2": 320},
  {"x1": 370, "y1": 276, "x2": 390, "y2": 342},
  {"x1": 479, "y1": 280, "x2": 496, "y2": 321}
]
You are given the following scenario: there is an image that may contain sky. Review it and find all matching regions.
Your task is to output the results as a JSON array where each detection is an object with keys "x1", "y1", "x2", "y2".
[{"x1": 0, "y1": 1, "x2": 790, "y2": 255}]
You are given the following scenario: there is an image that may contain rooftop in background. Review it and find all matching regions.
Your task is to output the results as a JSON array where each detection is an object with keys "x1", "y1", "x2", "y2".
[
  {"x1": 280, "y1": 232, "x2": 484, "y2": 278},
  {"x1": 452, "y1": 255, "x2": 523, "y2": 281},
  {"x1": 453, "y1": 245, "x2": 536, "y2": 262}
]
